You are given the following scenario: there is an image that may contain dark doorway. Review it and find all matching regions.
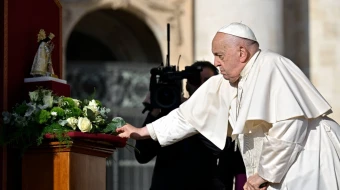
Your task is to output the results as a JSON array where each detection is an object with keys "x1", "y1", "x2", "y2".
[{"x1": 66, "y1": 9, "x2": 162, "y2": 190}]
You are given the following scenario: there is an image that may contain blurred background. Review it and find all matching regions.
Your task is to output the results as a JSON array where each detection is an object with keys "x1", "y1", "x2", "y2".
[{"x1": 59, "y1": 0, "x2": 340, "y2": 189}]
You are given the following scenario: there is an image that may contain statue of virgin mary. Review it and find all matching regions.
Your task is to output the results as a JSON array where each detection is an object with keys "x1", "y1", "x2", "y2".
[{"x1": 30, "y1": 29, "x2": 55, "y2": 77}]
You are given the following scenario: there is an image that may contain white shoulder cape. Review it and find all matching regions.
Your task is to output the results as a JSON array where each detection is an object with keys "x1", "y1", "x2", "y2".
[
  {"x1": 234, "y1": 50, "x2": 332, "y2": 134},
  {"x1": 178, "y1": 50, "x2": 331, "y2": 149},
  {"x1": 179, "y1": 75, "x2": 232, "y2": 150}
]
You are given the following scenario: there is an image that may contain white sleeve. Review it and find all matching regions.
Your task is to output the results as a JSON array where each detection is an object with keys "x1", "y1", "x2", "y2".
[
  {"x1": 146, "y1": 108, "x2": 198, "y2": 147},
  {"x1": 257, "y1": 117, "x2": 307, "y2": 183}
]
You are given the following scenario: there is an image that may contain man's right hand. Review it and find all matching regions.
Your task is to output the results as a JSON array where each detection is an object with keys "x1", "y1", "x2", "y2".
[{"x1": 116, "y1": 124, "x2": 151, "y2": 140}]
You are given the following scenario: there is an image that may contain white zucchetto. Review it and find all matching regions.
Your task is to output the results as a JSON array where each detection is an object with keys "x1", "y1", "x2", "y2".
[{"x1": 218, "y1": 22, "x2": 257, "y2": 42}]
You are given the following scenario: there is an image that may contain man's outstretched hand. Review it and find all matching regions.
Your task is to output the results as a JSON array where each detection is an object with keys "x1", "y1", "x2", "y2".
[{"x1": 116, "y1": 124, "x2": 151, "y2": 140}]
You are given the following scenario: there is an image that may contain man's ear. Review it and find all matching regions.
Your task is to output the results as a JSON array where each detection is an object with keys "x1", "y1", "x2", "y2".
[{"x1": 239, "y1": 47, "x2": 248, "y2": 63}]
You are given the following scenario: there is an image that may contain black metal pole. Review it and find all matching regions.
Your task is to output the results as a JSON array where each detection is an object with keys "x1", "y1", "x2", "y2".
[{"x1": 167, "y1": 23, "x2": 170, "y2": 67}]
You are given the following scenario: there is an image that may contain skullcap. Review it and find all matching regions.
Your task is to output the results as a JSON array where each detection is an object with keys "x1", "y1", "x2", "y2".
[{"x1": 218, "y1": 22, "x2": 257, "y2": 42}]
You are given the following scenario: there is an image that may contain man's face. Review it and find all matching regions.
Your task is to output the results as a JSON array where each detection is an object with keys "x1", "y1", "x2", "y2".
[
  {"x1": 212, "y1": 33, "x2": 241, "y2": 83},
  {"x1": 186, "y1": 67, "x2": 215, "y2": 96}
]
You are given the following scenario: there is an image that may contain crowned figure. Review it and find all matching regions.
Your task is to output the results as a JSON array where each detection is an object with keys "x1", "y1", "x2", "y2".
[{"x1": 30, "y1": 29, "x2": 57, "y2": 78}]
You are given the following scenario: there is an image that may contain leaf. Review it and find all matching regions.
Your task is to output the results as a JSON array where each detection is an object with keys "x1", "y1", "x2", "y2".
[
  {"x1": 86, "y1": 108, "x2": 96, "y2": 121},
  {"x1": 82, "y1": 99, "x2": 89, "y2": 107},
  {"x1": 102, "y1": 117, "x2": 126, "y2": 134},
  {"x1": 102, "y1": 123, "x2": 118, "y2": 134},
  {"x1": 90, "y1": 88, "x2": 96, "y2": 100},
  {"x1": 111, "y1": 117, "x2": 126, "y2": 127}
]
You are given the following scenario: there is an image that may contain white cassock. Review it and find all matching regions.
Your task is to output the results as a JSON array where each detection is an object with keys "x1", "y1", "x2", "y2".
[{"x1": 146, "y1": 50, "x2": 340, "y2": 190}]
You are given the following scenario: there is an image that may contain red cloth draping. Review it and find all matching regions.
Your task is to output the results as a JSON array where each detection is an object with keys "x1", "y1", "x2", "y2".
[{"x1": 44, "y1": 131, "x2": 127, "y2": 148}]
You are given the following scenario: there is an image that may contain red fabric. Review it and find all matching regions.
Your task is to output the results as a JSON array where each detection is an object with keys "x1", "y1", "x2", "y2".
[
  {"x1": 24, "y1": 81, "x2": 71, "y2": 97},
  {"x1": 44, "y1": 131, "x2": 127, "y2": 148},
  {"x1": 2, "y1": 1, "x2": 62, "y2": 188},
  {"x1": 6, "y1": 0, "x2": 62, "y2": 110},
  {"x1": 235, "y1": 174, "x2": 247, "y2": 190},
  {"x1": 0, "y1": 0, "x2": 4, "y2": 114}
]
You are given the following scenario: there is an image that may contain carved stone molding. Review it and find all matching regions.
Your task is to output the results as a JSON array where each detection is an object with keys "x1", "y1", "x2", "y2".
[
  {"x1": 109, "y1": 0, "x2": 130, "y2": 9},
  {"x1": 61, "y1": 0, "x2": 193, "y2": 74},
  {"x1": 60, "y1": 0, "x2": 99, "y2": 3},
  {"x1": 61, "y1": 0, "x2": 129, "y2": 8},
  {"x1": 145, "y1": 0, "x2": 184, "y2": 45}
]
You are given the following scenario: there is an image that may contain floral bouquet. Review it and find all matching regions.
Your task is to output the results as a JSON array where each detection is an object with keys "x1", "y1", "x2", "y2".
[{"x1": 1, "y1": 88, "x2": 126, "y2": 151}]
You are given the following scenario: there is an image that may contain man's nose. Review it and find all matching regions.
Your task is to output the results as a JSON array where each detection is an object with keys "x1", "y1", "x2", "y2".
[{"x1": 214, "y1": 59, "x2": 220, "y2": 67}]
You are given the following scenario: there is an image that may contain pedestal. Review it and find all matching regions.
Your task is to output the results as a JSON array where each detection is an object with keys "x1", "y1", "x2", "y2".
[{"x1": 21, "y1": 138, "x2": 123, "y2": 190}]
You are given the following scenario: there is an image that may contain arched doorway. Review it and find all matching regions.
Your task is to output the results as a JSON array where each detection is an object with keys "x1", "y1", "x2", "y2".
[{"x1": 66, "y1": 9, "x2": 162, "y2": 190}]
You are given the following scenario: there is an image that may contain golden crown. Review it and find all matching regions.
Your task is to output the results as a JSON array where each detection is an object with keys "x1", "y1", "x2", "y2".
[{"x1": 37, "y1": 29, "x2": 46, "y2": 42}]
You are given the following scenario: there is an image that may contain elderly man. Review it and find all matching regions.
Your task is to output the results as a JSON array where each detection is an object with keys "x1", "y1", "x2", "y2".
[{"x1": 117, "y1": 23, "x2": 340, "y2": 190}]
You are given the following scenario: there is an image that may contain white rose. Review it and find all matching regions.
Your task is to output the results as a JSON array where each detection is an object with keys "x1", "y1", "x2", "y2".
[
  {"x1": 88, "y1": 100, "x2": 98, "y2": 108},
  {"x1": 73, "y1": 99, "x2": 81, "y2": 107},
  {"x1": 66, "y1": 117, "x2": 78, "y2": 130},
  {"x1": 83, "y1": 105, "x2": 99, "y2": 116},
  {"x1": 89, "y1": 100, "x2": 99, "y2": 113},
  {"x1": 51, "y1": 111, "x2": 57, "y2": 116},
  {"x1": 77, "y1": 117, "x2": 92, "y2": 132},
  {"x1": 29, "y1": 91, "x2": 39, "y2": 102},
  {"x1": 43, "y1": 95, "x2": 53, "y2": 108}
]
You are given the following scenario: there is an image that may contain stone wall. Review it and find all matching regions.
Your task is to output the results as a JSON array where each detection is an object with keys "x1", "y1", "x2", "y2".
[
  {"x1": 310, "y1": 0, "x2": 340, "y2": 122},
  {"x1": 60, "y1": 0, "x2": 340, "y2": 121},
  {"x1": 61, "y1": 0, "x2": 193, "y2": 74},
  {"x1": 194, "y1": 0, "x2": 284, "y2": 62},
  {"x1": 194, "y1": 0, "x2": 340, "y2": 122}
]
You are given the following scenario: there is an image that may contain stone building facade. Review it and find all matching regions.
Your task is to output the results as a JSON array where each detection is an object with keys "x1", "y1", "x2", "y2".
[{"x1": 60, "y1": 0, "x2": 340, "y2": 189}]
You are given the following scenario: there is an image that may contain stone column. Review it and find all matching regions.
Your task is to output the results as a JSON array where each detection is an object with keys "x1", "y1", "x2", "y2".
[
  {"x1": 194, "y1": 0, "x2": 284, "y2": 62},
  {"x1": 309, "y1": 0, "x2": 340, "y2": 122}
]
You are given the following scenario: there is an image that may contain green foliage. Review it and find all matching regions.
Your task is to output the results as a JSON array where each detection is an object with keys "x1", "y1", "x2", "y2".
[
  {"x1": 103, "y1": 117, "x2": 126, "y2": 134},
  {"x1": 1, "y1": 88, "x2": 126, "y2": 152},
  {"x1": 66, "y1": 107, "x2": 82, "y2": 118},
  {"x1": 35, "y1": 110, "x2": 51, "y2": 124},
  {"x1": 60, "y1": 97, "x2": 76, "y2": 108},
  {"x1": 14, "y1": 104, "x2": 29, "y2": 116},
  {"x1": 50, "y1": 107, "x2": 65, "y2": 117}
]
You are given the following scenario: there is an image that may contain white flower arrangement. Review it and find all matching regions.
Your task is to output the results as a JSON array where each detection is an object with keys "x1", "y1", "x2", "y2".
[{"x1": 1, "y1": 88, "x2": 126, "y2": 150}]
